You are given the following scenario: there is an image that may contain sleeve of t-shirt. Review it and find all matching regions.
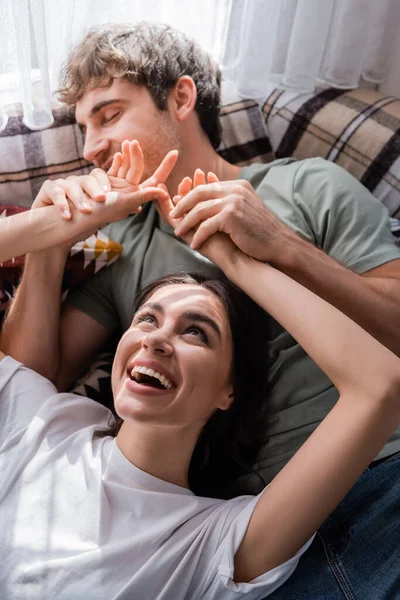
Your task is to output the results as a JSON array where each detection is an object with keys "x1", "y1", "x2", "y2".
[
  {"x1": 199, "y1": 492, "x2": 315, "y2": 599},
  {"x1": 292, "y1": 158, "x2": 400, "y2": 273},
  {"x1": 0, "y1": 356, "x2": 112, "y2": 454},
  {"x1": 64, "y1": 255, "x2": 120, "y2": 334},
  {"x1": 0, "y1": 356, "x2": 58, "y2": 451}
]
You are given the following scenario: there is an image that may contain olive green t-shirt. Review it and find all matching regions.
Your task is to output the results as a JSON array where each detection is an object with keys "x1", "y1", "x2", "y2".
[{"x1": 67, "y1": 158, "x2": 400, "y2": 487}]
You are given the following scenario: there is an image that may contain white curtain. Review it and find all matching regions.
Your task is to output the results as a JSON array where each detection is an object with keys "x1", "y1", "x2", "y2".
[
  {"x1": 223, "y1": 0, "x2": 400, "y2": 98},
  {"x1": 0, "y1": 0, "x2": 399, "y2": 131},
  {"x1": 0, "y1": 0, "x2": 231, "y2": 129}
]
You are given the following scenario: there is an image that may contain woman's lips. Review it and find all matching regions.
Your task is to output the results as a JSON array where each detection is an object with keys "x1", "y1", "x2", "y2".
[{"x1": 125, "y1": 377, "x2": 174, "y2": 396}]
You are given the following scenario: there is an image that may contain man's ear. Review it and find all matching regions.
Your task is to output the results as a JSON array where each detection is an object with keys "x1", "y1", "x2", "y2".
[{"x1": 169, "y1": 76, "x2": 197, "y2": 122}]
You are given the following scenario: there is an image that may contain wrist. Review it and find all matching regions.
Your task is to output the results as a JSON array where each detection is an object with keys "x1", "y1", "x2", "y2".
[
  {"x1": 25, "y1": 245, "x2": 69, "y2": 272},
  {"x1": 222, "y1": 251, "x2": 253, "y2": 283},
  {"x1": 267, "y1": 229, "x2": 306, "y2": 272}
]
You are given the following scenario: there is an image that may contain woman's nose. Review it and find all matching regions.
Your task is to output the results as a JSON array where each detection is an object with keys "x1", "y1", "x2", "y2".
[{"x1": 141, "y1": 331, "x2": 173, "y2": 356}]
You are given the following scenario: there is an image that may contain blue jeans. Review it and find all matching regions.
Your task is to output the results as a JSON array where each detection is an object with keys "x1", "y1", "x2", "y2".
[{"x1": 266, "y1": 451, "x2": 400, "y2": 600}]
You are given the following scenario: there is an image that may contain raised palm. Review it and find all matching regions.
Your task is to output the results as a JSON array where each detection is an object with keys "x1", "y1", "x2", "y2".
[{"x1": 107, "y1": 140, "x2": 177, "y2": 207}]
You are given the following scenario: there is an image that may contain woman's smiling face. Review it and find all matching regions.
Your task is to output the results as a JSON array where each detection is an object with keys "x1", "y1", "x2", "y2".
[{"x1": 112, "y1": 284, "x2": 234, "y2": 428}]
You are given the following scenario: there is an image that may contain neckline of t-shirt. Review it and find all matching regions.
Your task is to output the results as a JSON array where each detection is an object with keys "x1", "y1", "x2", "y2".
[{"x1": 110, "y1": 438, "x2": 195, "y2": 496}]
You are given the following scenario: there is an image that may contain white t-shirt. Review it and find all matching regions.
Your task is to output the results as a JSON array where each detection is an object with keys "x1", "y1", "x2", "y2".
[{"x1": 0, "y1": 357, "x2": 313, "y2": 600}]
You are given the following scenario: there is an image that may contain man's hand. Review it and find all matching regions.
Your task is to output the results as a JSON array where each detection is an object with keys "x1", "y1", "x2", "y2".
[
  {"x1": 161, "y1": 169, "x2": 246, "y2": 274},
  {"x1": 170, "y1": 178, "x2": 297, "y2": 264}
]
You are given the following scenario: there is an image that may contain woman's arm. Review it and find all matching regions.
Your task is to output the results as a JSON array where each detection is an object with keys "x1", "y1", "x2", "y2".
[
  {"x1": 0, "y1": 186, "x2": 169, "y2": 264},
  {"x1": 227, "y1": 254, "x2": 400, "y2": 583},
  {"x1": 228, "y1": 256, "x2": 400, "y2": 400},
  {"x1": 167, "y1": 171, "x2": 400, "y2": 583}
]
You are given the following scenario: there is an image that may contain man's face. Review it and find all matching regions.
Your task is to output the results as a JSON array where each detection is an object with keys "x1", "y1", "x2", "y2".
[{"x1": 75, "y1": 79, "x2": 182, "y2": 181}]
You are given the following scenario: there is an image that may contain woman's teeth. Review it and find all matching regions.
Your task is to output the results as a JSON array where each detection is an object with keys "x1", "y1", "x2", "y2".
[{"x1": 130, "y1": 365, "x2": 173, "y2": 390}]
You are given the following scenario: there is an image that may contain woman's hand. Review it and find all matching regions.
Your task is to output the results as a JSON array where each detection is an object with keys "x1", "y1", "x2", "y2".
[
  {"x1": 31, "y1": 168, "x2": 110, "y2": 218},
  {"x1": 32, "y1": 140, "x2": 178, "y2": 221},
  {"x1": 106, "y1": 139, "x2": 178, "y2": 204}
]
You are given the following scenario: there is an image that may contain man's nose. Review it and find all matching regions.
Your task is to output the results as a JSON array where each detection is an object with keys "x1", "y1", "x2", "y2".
[
  {"x1": 141, "y1": 331, "x2": 173, "y2": 356},
  {"x1": 83, "y1": 130, "x2": 109, "y2": 164}
]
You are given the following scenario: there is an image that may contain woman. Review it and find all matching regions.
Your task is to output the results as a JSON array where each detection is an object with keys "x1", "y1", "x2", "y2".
[{"x1": 0, "y1": 145, "x2": 399, "y2": 600}]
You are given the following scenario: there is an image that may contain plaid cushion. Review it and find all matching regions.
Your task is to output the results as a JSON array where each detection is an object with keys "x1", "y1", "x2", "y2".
[
  {"x1": 263, "y1": 87, "x2": 400, "y2": 218},
  {"x1": 218, "y1": 99, "x2": 274, "y2": 165},
  {"x1": 0, "y1": 104, "x2": 91, "y2": 207}
]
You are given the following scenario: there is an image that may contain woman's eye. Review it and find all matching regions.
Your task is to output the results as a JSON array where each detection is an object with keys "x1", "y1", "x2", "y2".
[
  {"x1": 135, "y1": 312, "x2": 157, "y2": 325},
  {"x1": 184, "y1": 326, "x2": 208, "y2": 343}
]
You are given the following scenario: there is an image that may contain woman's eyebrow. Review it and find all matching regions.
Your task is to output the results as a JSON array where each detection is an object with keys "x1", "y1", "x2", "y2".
[
  {"x1": 182, "y1": 311, "x2": 222, "y2": 339},
  {"x1": 137, "y1": 304, "x2": 221, "y2": 338},
  {"x1": 139, "y1": 302, "x2": 164, "y2": 314}
]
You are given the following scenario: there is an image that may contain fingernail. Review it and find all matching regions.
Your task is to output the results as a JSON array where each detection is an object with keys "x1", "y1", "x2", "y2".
[
  {"x1": 170, "y1": 207, "x2": 177, "y2": 217},
  {"x1": 62, "y1": 209, "x2": 71, "y2": 219},
  {"x1": 102, "y1": 184, "x2": 110, "y2": 192},
  {"x1": 81, "y1": 201, "x2": 91, "y2": 211}
]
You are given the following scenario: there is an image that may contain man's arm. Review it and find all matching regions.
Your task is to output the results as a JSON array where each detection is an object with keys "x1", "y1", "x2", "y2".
[
  {"x1": 0, "y1": 249, "x2": 110, "y2": 389},
  {"x1": 269, "y1": 236, "x2": 400, "y2": 356}
]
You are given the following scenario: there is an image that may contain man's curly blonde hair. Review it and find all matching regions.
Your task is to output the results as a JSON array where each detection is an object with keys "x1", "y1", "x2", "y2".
[{"x1": 58, "y1": 22, "x2": 222, "y2": 148}]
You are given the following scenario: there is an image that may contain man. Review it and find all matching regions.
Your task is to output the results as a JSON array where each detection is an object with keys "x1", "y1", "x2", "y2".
[{"x1": 3, "y1": 22, "x2": 400, "y2": 489}]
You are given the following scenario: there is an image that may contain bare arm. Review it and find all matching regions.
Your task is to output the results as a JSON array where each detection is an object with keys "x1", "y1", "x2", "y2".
[
  {"x1": 269, "y1": 233, "x2": 400, "y2": 355},
  {"x1": 168, "y1": 171, "x2": 400, "y2": 583},
  {"x1": 1, "y1": 251, "x2": 110, "y2": 388},
  {"x1": 0, "y1": 194, "x2": 135, "y2": 384},
  {"x1": 56, "y1": 306, "x2": 110, "y2": 391},
  {"x1": 222, "y1": 254, "x2": 400, "y2": 582},
  {"x1": 0, "y1": 206, "x2": 95, "y2": 262}
]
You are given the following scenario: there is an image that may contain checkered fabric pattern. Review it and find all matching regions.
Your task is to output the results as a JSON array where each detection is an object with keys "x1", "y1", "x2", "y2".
[
  {"x1": 218, "y1": 99, "x2": 274, "y2": 166},
  {"x1": 0, "y1": 104, "x2": 91, "y2": 208},
  {"x1": 263, "y1": 87, "x2": 400, "y2": 218}
]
